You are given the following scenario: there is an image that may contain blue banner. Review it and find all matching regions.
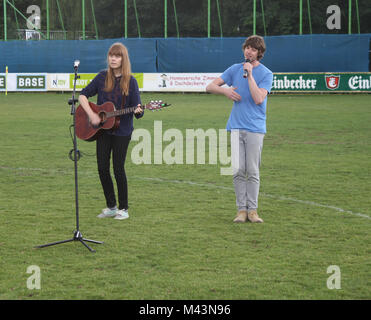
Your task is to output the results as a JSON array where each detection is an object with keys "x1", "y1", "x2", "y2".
[{"x1": 0, "y1": 35, "x2": 370, "y2": 73}]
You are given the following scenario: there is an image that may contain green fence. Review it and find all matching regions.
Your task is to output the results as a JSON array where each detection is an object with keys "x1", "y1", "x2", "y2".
[{"x1": 1, "y1": 0, "x2": 370, "y2": 40}]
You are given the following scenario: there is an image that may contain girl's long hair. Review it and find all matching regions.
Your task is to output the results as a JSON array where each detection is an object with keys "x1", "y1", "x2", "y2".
[{"x1": 104, "y1": 42, "x2": 131, "y2": 96}]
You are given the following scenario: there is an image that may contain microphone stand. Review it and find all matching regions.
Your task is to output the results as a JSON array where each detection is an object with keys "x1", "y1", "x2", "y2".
[{"x1": 36, "y1": 63, "x2": 103, "y2": 253}]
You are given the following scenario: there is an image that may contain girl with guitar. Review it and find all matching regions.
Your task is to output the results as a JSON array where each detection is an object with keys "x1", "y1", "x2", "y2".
[{"x1": 78, "y1": 42, "x2": 143, "y2": 220}]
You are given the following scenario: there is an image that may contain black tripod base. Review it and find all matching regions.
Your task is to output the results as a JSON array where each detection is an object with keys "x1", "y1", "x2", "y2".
[{"x1": 35, "y1": 230, "x2": 103, "y2": 253}]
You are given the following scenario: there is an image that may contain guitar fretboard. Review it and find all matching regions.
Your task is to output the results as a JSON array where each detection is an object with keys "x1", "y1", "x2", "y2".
[{"x1": 106, "y1": 105, "x2": 140, "y2": 118}]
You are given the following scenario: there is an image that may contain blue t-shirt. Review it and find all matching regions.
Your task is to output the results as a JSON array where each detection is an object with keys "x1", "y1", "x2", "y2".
[
  {"x1": 221, "y1": 63, "x2": 273, "y2": 134},
  {"x1": 80, "y1": 70, "x2": 143, "y2": 136}
]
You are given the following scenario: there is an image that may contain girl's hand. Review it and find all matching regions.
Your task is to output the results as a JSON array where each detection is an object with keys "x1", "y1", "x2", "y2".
[{"x1": 134, "y1": 104, "x2": 143, "y2": 114}]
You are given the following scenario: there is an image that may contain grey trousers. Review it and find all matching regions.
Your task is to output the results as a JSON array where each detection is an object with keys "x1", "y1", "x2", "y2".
[{"x1": 231, "y1": 129, "x2": 265, "y2": 211}]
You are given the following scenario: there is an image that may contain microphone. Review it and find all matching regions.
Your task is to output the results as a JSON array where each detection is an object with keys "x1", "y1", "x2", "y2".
[
  {"x1": 243, "y1": 58, "x2": 250, "y2": 78},
  {"x1": 74, "y1": 60, "x2": 80, "y2": 70}
]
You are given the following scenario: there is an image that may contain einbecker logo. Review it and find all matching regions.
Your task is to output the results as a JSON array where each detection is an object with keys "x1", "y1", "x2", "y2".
[{"x1": 325, "y1": 75, "x2": 340, "y2": 90}]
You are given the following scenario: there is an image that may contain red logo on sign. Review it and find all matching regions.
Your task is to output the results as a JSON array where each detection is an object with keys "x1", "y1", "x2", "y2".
[{"x1": 325, "y1": 75, "x2": 340, "y2": 90}]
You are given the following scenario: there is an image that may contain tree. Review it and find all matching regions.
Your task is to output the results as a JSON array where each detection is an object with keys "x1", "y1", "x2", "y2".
[{"x1": 1, "y1": 0, "x2": 370, "y2": 40}]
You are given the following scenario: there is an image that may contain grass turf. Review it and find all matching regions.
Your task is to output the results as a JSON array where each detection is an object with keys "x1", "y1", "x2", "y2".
[{"x1": 0, "y1": 92, "x2": 370, "y2": 299}]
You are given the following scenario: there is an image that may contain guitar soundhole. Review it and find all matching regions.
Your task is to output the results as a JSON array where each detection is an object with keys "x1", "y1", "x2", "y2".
[{"x1": 98, "y1": 111, "x2": 107, "y2": 123}]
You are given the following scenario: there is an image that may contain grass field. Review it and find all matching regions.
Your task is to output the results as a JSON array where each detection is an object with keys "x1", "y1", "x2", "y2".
[{"x1": 0, "y1": 92, "x2": 370, "y2": 300}]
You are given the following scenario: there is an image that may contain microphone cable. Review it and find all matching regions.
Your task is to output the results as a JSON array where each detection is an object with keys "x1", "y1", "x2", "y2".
[{"x1": 68, "y1": 124, "x2": 96, "y2": 161}]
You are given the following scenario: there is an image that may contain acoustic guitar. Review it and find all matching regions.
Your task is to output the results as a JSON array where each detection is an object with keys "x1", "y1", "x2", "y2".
[{"x1": 75, "y1": 100, "x2": 170, "y2": 141}]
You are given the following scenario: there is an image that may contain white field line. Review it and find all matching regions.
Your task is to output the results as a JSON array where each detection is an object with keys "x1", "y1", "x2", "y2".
[
  {"x1": 1, "y1": 165, "x2": 370, "y2": 220},
  {"x1": 134, "y1": 176, "x2": 371, "y2": 220}
]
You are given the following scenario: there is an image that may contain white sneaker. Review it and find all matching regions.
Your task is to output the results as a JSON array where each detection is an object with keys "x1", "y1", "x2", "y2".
[
  {"x1": 97, "y1": 207, "x2": 118, "y2": 218},
  {"x1": 114, "y1": 209, "x2": 129, "y2": 220}
]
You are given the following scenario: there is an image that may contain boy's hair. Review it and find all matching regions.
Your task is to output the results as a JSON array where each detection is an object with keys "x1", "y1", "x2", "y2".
[{"x1": 242, "y1": 35, "x2": 266, "y2": 61}]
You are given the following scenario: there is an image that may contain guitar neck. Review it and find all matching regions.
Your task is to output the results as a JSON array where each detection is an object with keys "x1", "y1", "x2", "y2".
[
  {"x1": 107, "y1": 105, "x2": 140, "y2": 118},
  {"x1": 101, "y1": 101, "x2": 169, "y2": 119}
]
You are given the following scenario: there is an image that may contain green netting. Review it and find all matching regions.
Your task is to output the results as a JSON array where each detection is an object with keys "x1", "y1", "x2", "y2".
[{"x1": 1, "y1": 0, "x2": 370, "y2": 41}]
